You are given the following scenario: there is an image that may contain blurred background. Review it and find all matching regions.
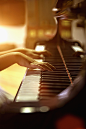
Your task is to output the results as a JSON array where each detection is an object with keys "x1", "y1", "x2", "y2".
[
  {"x1": 0, "y1": 0, "x2": 57, "y2": 49},
  {"x1": 0, "y1": 0, "x2": 85, "y2": 50},
  {"x1": 0, "y1": 0, "x2": 86, "y2": 96}
]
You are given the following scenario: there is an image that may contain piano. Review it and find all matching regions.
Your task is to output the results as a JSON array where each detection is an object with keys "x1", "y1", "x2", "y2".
[
  {"x1": 0, "y1": 37, "x2": 85, "y2": 129},
  {"x1": 0, "y1": 0, "x2": 86, "y2": 129},
  {"x1": 14, "y1": 39, "x2": 83, "y2": 102}
]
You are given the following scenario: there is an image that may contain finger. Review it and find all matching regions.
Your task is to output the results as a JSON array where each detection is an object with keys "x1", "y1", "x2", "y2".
[
  {"x1": 30, "y1": 62, "x2": 46, "y2": 70},
  {"x1": 23, "y1": 50, "x2": 44, "y2": 59},
  {"x1": 34, "y1": 50, "x2": 52, "y2": 56},
  {"x1": 21, "y1": 50, "x2": 42, "y2": 59},
  {"x1": 40, "y1": 62, "x2": 56, "y2": 70},
  {"x1": 30, "y1": 62, "x2": 54, "y2": 71},
  {"x1": 38, "y1": 62, "x2": 55, "y2": 71},
  {"x1": 44, "y1": 62, "x2": 56, "y2": 70},
  {"x1": 18, "y1": 59, "x2": 45, "y2": 71},
  {"x1": 30, "y1": 53, "x2": 44, "y2": 59}
]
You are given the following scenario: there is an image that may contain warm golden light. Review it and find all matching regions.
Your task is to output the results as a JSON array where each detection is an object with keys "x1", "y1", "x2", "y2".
[
  {"x1": 52, "y1": 8, "x2": 59, "y2": 12},
  {"x1": 29, "y1": 30, "x2": 36, "y2": 38},
  {"x1": 45, "y1": 30, "x2": 55, "y2": 38},
  {"x1": 72, "y1": 45, "x2": 83, "y2": 52},
  {"x1": 20, "y1": 107, "x2": 35, "y2": 113},
  {"x1": 38, "y1": 29, "x2": 44, "y2": 37},
  {"x1": 35, "y1": 45, "x2": 45, "y2": 51},
  {"x1": 61, "y1": 20, "x2": 70, "y2": 26},
  {"x1": 0, "y1": 25, "x2": 26, "y2": 47},
  {"x1": 61, "y1": 30, "x2": 71, "y2": 38},
  {"x1": 0, "y1": 26, "x2": 8, "y2": 43},
  {"x1": 35, "y1": 45, "x2": 45, "y2": 62}
]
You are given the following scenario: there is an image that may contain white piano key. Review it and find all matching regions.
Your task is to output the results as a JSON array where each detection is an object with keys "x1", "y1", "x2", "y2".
[{"x1": 16, "y1": 74, "x2": 40, "y2": 101}]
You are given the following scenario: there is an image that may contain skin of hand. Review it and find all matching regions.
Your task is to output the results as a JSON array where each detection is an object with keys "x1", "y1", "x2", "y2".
[
  {"x1": 17, "y1": 48, "x2": 52, "y2": 59},
  {"x1": 0, "y1": 52, "x2": 55, "y2": 71}
]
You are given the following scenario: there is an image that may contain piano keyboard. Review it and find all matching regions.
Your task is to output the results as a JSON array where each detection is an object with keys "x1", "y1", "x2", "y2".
[
  {"x1": 15, "y1": 42, "x2": 83, "y2": 102},
  {"x1": 15, "y1": 69, "x2": 41, "y2": 101}
]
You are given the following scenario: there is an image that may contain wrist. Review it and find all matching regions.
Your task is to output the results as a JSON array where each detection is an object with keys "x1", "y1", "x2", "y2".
[
  {"x1": 14, "y1": 52, "x2": 35, "y2": 64},
  {"x1": 13, "y1": 52, "x2": 21, "y2": 64}
]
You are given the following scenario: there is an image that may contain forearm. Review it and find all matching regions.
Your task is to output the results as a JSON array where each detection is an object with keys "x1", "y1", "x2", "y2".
[
  {"x1": 0, "y1": 48, "x2": 28, "y2": 56},
  {"x1": 0, "y1": 53, "x2": 16, "y2": 71}
]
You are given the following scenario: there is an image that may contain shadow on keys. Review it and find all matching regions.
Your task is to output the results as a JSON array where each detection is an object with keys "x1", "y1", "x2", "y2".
[{"x1": 0, "y1": 59, "x2": 86, "y2": 129}]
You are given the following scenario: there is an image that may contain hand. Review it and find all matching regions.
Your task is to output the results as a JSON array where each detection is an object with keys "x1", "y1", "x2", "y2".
[
  {"x1": 16, "y1": 48, "x2": 52, "y2": 59},
  {"x1": 0, "y1": 48, "x2": 52, "y2": 59},
  {"x1": 0, "y1": 49, "x2": 55, "y2": 71},
  {"x1": 15, "y1": 52, "x2": 55, "y2": 71}
]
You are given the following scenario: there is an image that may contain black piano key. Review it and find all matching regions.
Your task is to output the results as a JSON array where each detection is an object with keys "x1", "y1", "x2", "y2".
[
  {"x1": 39, "y1": 84, "x2": 69, "y2": 88},
  {"x1": 38, "y1": 43, "x2": 82, "y2": 100},
  {"x1": 40, "y1": 82, "x2": 70, "y2": 86},
  {"x1": 39, "y1": 90, "x2": 63, "y2": 94},
  {"x1": 41, "y1": 77, "x2": 70, "y2": 81},
  {"x1": 41, "y1": 77, "x2": 70, "y2": 83}
]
